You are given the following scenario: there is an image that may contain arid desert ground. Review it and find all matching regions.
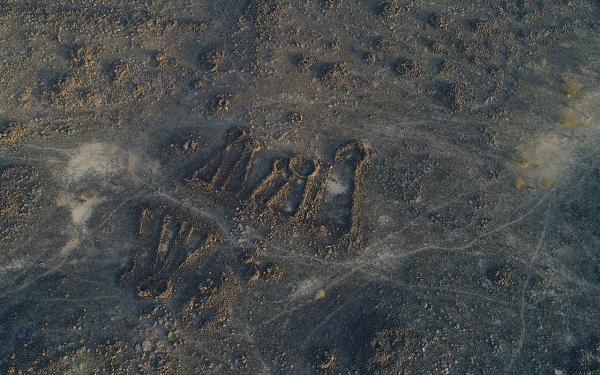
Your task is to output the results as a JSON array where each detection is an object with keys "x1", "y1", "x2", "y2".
[{"x1": 1, "y1": 1, "x2": 600, "y2": 374}]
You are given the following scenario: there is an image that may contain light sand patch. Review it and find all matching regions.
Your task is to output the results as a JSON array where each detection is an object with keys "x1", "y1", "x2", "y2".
[
  {"x1": 0, "y1": 259, "x2": 26, "y2": 278},
  {"x1": 52, "y1": 142, "x2": 162, "y2": 259},
  {"x1": 60, "y1": 237, "x2": 81, "y2": 256},
  {"x1": 66, "y1": 143, "x2": 120, "y2": 182},
  {"x1": 326, "y1": 173, "x2": 349, "y2": 195},
  {"x1": 573, "y1": 90, "x2": 600, "y2": 125},
  {"x1": 65, "y1": 142, "x2": 161, "y2": 185},
  {"x1": 514, "y1": 90, "x2": 600, "y2": 186},
  {"x1": 56, "y1": 193, "x2": 106, "y2": 226},
  {"x1": 378, "y1": 214, "x2": 393, "y2": 226},
  {"x1": 69, "y1": 196, "x2": 107, "y2": 226},
  {"x1": 58, "y1": 141, "x2": 161, "y2": 226},
  {"x1": 289, "y1": 277, "x2": 322, "y2": 301}
]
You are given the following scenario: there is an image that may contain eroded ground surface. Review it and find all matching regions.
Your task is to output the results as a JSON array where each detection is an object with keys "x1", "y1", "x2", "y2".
[{"x1": 1, "y1": 1, "x2": 600, "y2": 374}]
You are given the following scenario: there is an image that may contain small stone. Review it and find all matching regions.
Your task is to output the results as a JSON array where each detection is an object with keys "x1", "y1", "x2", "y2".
[
  {"x1": 364, "y1": 52, "x2": 377, "y2": 64},
  {"x1": 320, "y1": 63, "x2": 347, "y2": 85},
  {"x1": 295, "y1": 53, "x2": 315, "y2": 72},
  {"x1": 315, "y1": 289, "x2": 326, "y2": 301},
  {"x1": 377, "y1": 2, "x2": 402, "y2": 19},
  {"x1": 199, "y1": 47, "x2": 226, "y2": 72},
  {"x1": 428, "y1": 13, "x2": 450, "y2": 29},
  {"x1": 394, "y1": 58, "x2": 421, "y2": 77},
  {"x1": 210, "y1": 94, "x2": 234, "y2": 113},
  {"x1": 288, "y1": 112, "x2": 304, "y2": 124}
]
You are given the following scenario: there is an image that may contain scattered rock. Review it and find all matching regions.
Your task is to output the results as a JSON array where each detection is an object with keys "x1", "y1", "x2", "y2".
[
  {"x1": 369, "y1": 327, "x2": 417, "y2": 372},
  {"x1": 374, "y1": 36, "x2": 397, "y2": 53},
  {"x1": 69, "y1": 45, "x2": 95, "y2": 70},
  {"x1": 377, "y1": 2, "x2": 402, "y2": 19},
  {"x1": 321, "y1": 0, "x2": 342, "y2": 10},
  {"x1": 439, "y1": 81, "x2": 468, "y2": 109},
  {"x1": 431, "y1": 41, "x2": 447, "y2": 54},
  {"x1": 106, "y1": 60, "x2": 129, "y2": 83},
  {"x1": 314, "y1": 348, "x2": 336, "y2": 370},
  {"x1": 0, "y1": 120, "x2": 26, "y2": 145},
  {"x1": 486, "y1": 265, "x2": 514, "y2": 286},
  {"x1": 295, "y1": 53, "x2": 315, "y2": 72},
  {"x1": 326, "y1": 39, "x2": 341, "y2": 52},
  {"x1": 567, "y1": 332, "x2": 600, "y2": 374},
  {"x1": 210, "y1": 94, "x2": 234, "y2": 113},
  {"x1": 288, "y1": 111, "x2": 305, "y2": 124},
  {"x1": 320, "y1": 63, "x2": 347, "y2": 85},
  {"x1": 167, "y1": 57, "x2": 179, "y2": 67},
  {"x1": 198, "y1": 47, "x2": 226, "y2": 72},
  {"x1": 364, "y1": 52, "x2": 377, "y2": 64},
  {"x1": 40, "y1": 73, "x2": 78, "y2": 105},
  {"x1": 438, "y1": 58, "x2": 456, "y2": 74},
  {"x1": 0, "y1": 165, "x2": 42, "y2": 223},
  {"x1": 246, "y1": 0, "x2": 284, "y2": 26},
  {"x1": 155, "y1": 51, "x2": 167, "y2": 64},
  {"x1": 262, "y1": 262, "x2": 283, "y2": 282},
  {"x1": 394, "y1": 58, "x2": 422, "y2": 77},
  {"x1": 470, "y1": 19, "x2": 491, "y2": 33},
  {"x1": 428, "y1": 13, "x2": 450, "y2": 29}
]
